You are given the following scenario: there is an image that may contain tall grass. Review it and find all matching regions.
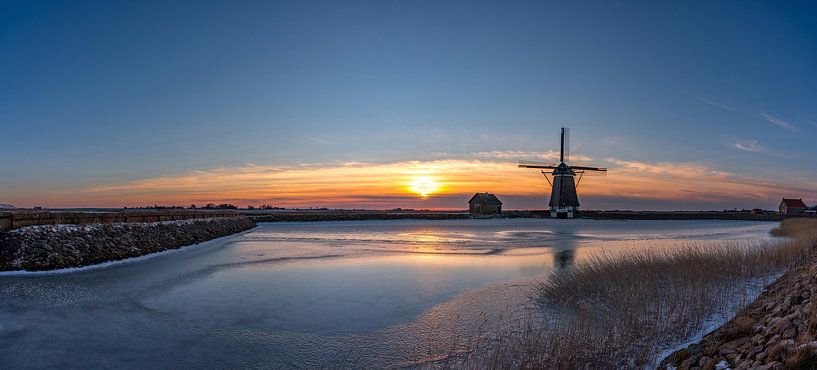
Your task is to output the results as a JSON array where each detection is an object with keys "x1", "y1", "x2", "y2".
[
  {"x1": 445, "y1": 220, "x2": 817, "y2": 369},
  {"x1": 771, "y1": 217, "x2": 817, "y2": 238}
]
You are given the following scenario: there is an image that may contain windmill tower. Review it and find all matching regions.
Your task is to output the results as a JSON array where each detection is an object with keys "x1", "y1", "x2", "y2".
[{"x1": 518, "y1": 128, "x2": 607, "y2": 218}]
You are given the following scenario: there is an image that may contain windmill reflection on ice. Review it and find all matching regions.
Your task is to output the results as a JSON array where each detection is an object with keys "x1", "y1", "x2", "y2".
[
  {"x1": 554, "y1": 249, "x2": 575, "y2": 269},
  {"x1": 519, "y1": 128, "x2": 607, "y2": 218}
]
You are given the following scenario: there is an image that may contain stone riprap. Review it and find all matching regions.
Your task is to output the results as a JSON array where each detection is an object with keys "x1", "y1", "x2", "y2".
[
  {"x1": 0, "y1": 217, "x2": 256, "y2": 271},
  {"x1": 0, "y1": 210, "x2": 241, "y2": 232},
  {"x1": 662, "y1": 251, "x2": 817, "y2": 370}
]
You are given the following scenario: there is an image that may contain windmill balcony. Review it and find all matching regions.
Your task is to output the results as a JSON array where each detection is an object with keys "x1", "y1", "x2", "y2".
[{"x1": 551, "y1": 206, "x2": 578, "y2": 219}]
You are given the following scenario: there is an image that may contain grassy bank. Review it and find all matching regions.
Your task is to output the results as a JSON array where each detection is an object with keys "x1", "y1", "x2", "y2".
[{"x1": 448, "y1": 219, "x2": 817, "y2": 369}]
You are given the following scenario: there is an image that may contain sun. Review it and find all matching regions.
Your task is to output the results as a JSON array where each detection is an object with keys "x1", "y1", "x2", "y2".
[{"x1": 409, "y1": 176, "x2": 440, "y2": 198}]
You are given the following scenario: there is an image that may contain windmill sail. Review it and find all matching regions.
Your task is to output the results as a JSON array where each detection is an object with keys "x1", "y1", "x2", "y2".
[
  {"x1": 518, "y1": 127, "x2": 606, "y2": 219},
  {"x1": 563, "y1": 127, "x2": 569, "y2": 163}
]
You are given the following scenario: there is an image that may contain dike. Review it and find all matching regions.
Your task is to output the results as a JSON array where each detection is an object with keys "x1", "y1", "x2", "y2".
[
  {"x1": 0, "y1": 217, "x2": 256, "y2": 271},
  {"x1": 661, "y1": 248, "x2": 817, "y2": 370}
]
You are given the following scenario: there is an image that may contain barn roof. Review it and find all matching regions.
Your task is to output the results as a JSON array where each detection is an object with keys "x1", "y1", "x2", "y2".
[
  {"x1": 781, "y1": 198, "x2": 808, "y2": 208},
  {"x1": 469, "y1": 192, "x2": 502, "y2": 205}
]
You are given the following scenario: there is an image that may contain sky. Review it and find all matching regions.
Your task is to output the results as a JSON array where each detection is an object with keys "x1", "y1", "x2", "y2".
[{"x1": 1, "y1": 0, "x2": 816, "y2": 210}]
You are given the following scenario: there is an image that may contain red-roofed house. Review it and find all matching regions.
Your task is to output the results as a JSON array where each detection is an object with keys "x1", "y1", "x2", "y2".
[{"x1": 779, "y1": 198, "x2": 808, "y2": 216}]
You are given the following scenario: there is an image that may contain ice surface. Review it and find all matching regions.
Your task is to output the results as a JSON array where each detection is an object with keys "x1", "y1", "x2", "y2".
[{"x1": 0, "y1": 218, "x2": 776, "y2": 368}]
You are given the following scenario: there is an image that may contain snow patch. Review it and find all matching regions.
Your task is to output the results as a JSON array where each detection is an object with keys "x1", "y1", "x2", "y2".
[{"x1": 9, "y1": 217, "x2": 221, "y2": 234}]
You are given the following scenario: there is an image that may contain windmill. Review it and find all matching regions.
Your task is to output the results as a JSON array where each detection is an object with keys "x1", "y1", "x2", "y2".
[{"x1": 518, "y1": 128, "x2": 606, "y2": 218}]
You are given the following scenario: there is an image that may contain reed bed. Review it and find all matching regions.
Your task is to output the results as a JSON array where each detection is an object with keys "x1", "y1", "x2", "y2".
[
  {"x1": 442, "y1": 219, "x2": 817, "y2": 369},
  {"x1": 771, "y1": 217, "x2": 817, "y2": 238}
]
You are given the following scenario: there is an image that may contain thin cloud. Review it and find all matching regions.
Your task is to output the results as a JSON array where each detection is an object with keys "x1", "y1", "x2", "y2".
[
  {"x1": 733, "y1": 140, "x2": 766, "y2": 153},
  {"x1": 724, "y1": 137, "x2": 785, "y2": 157},
  {"x1": 304, "y1": 136, "x2": 330, "y2": 144},
  {"x1": 700, "y1": 98, "x2": 731, "y2": 111},
  {"x1": 758, "y1": 112, "x2": 798, "y2": 131},
  {"x1": 433, "y1": 150, "x2": 591, "y2": 163},
  {"x1": 808, "y1": 120, "x2": 817, "y2": 128},
  {"x1": 473, "y1": 150, "x2": 563, "y2": 161},
  {"x1": 699, "y1": 100, "x2": 803, "y2": 132},
  {"x1": 10, "y1": 156, "x2": 808, "y2": 210},
  {"x1": 604, "y1": 158, "x2": 816, "y2": 202}
]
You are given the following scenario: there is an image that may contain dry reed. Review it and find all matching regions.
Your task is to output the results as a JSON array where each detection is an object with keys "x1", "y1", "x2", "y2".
[{"x1": 439, "y1": 219, "x2": 817, "y2": 369}]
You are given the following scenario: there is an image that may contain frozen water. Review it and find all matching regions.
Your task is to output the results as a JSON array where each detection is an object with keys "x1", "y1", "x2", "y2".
[{"x1": 0, "y1": 218, "x2": 774, "y2": 368}]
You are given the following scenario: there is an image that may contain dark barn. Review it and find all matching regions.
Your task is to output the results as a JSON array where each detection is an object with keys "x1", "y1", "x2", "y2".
[{"x1": 468, "y1": 193, "x2": 502, "y2": 216}]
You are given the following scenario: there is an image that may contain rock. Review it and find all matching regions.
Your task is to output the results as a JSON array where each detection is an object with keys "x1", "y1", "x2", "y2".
[
  {"x1": 720, "y1": 344, "x2": 737, "y2": 356},
  {"x1": 0, "y1": 217, "x2": 256, "y2": 271},
  {"x1": 768, "y1": 318, "x2": 792, "y2": 334},
  {"x1": 767, "y1": 334, "x2": 781, "y2": 348},
  {"x1": 803, "y1": 341, "x2": 817, "y2": 349}
]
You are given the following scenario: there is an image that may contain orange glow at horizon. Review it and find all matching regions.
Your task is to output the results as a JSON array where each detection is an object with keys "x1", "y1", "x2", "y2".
[{"x1": 6, "y1": 157, "x2": 817, "y2": 209}]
